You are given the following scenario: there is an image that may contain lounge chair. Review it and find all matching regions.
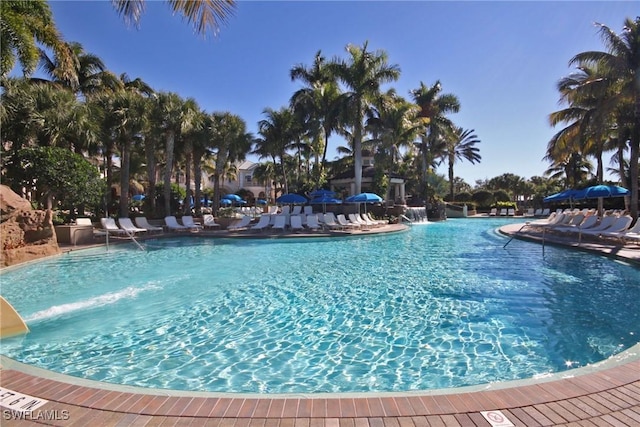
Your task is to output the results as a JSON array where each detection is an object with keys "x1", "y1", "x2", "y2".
[
  {"x1": 359, "y1": 213, "x2": 378, "y2": 228},
  {"x1": 580, "y1": 215, "x2": 627, "y2": 237},
  {"x1": 164, "y1": 216, "x2": 190, "y2": 231},
  {"x1": 596, "y1": 216, "x2": 633, "y2": 238},
  {"x1": 555, "y1": 215, "x2": 598, "y2": 233},
  {"x1": 489, "y1": 208, "x2": 497, "y2": 216},
  {"x1": 290, "y1": 215, "x2": 304, "y2": 232},
  {"x1": 77, "y1": 218, "x2": 107, "y2": 238},
  {"x1": 100, "y1": 218, "x2": 129, "y2": 235},
  {"x1": 202, "y1": 214, "x2": 221, "y2": 229},
  {"x1": 305, "y1": 214, "x2": 321, "y2": 231},
  {"x1": 507, "y1": 208, "x2": 515, "y2": 216},
  {"x1": 303, "y1": 206, "x2": 313, "y2": 215},
  {"x1": 181, "y1": 215, "x2": 203, "y2": 231},
  {"x1": 118, "y1": 218, "x2": 148, "y2": 234},
  {"x1": 524, "y1": 208, "x2": 535, "y2": 217},
  {"x1": 291, "y1": 205, "x2": 302, "y2": 215},
  {"x1": 367, "y1": 213, "x2": 387, "y2": 226},
  {"x1": 337, "y1": 214, "x2": 359, "y2": 229},
  {"x1": 135, "y1": 217, "x2": 163, "y2": 233},
  {"x1": 227, "y1": 215, "x2": 252, "y2": 231},
  {"x1": 499, "y1": 208, "x2": 507, "y2": 216},
  {"x1": 323, "y1": 212, "x2": 342, "y2": 230},
  {"x1": 280, "y1": 205, "x2": 290, "y2": 215},
  {"x1": 272, "y1": 215, "x2": 287, "y2": 231},
  {"x1": 603, "y1": 219, "x2": 640, "y2": 242},
  {"x1": 251, "y1": 214, "x2": 272, "y2": 231}
]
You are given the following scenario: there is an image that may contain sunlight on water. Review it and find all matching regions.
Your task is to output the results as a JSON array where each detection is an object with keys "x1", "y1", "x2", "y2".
[{"x1": 1, "y1": 219, "x2": 639, "y2": 393}]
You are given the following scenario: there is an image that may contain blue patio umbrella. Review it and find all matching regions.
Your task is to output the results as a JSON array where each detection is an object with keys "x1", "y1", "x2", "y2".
[
  {"x1": 276, "y1": 193, "x2": 307, "y2": 204},
  {"x1": 257, "y1": 199, "x2": 267, "y2": 205},
  {"x1": 309, "y1": 195, "x2": 341, "y2": 213},
  {"x1": 220, "y1": 198, "x2": 232, "y2": 205},
  {"x1": 222, "y1": 194, "x2": 243, "y2": 202},
  {"x1": 345, "y1": 192, "x2": 383, "y2": 214},
  {"x1": 132, "y1": 194, "x2": 145, "y2": 201},
  {"x1": 582, "y1": 184, "x2": 629, "y2": 199},
  {"x1": 543, "y1": 189, "x2": 584, "y2": 203}
]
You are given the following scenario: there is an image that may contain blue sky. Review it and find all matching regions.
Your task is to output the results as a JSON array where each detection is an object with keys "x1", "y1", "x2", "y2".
[{"x1": 46, "y1": 1, "x2": 637, "y2": 185}]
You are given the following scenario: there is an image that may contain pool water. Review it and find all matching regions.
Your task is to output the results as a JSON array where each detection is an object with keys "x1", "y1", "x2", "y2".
[{"x1": 1, "y1": 219, "x2": 639, "y2": 393}]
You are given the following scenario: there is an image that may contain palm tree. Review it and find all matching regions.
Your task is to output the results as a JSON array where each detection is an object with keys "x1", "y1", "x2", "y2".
[
  {"x1": 36, "y1": 41, "x2": 121, "y2": 97},
  {"x1": 290, "y1": 51, "x2": 343, "y2": 182},
  {"x1": 1, "y1": 0, "x2": 75, "y2": 83},
  {"x1": 209, "y1": 112, "x2": 253, "y2": 212},
  {"x1": 366, "y1": 90, "x2": 421, "y2": 173},
  {"x1": 255, "y1": 107, "x2": 296, "y2": 195},
  {"x1": 444, "y1": 127, "x2": 481, "y2": 200},
  {"x1": 110, "y1": 0, "x2": 236, "y2": 37},
  {"x1": 568, "y1": 18, "x2": 639, "y2": 220},
  {"x1": 330, "y1": 41, "x2": 400, "y2": 195},
  {"x1": 411, "y1": 81, "x2": 460, "y2": 198}
]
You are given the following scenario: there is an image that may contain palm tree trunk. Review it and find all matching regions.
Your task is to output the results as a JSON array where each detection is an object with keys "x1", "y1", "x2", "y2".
[
  {"x1": 164, "y1": 130, "x2": 175, "y2": 216},
  {"x1": 448, "y1": 154, "x2": 455, "y2": 200},
  {"x1": 145, "y1": 137, "x2": 157, "y2": 217},
  {"x1": 193, "y1": 150, "x2": 203, "y2": 216},
  {"x1": 353, "y1": 104, "x2": 363, "y2": 195},
  {"x1": 119, "y1": 140, "x2": 131, "y2": 218},
  {"x1": 183, "y1": 147, "x2": 192, "y2": 214}
]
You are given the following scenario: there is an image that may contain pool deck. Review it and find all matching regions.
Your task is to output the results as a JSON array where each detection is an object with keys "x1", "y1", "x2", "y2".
[{"x1": 2, "y1": 220, "x2": 640, "y2": 426}]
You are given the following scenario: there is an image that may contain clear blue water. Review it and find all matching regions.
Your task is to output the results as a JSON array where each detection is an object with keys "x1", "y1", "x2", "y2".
[{"x1": 1, "y1": 219, "x2": 639, "y2": 394}]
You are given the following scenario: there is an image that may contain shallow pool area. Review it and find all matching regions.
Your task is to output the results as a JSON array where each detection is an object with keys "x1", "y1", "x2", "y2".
[{"x1": 1, "y1": 219, "x2": 639, "y2": 394}]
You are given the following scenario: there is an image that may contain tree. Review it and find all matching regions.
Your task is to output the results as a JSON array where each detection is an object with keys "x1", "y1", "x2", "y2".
[
  {"x1": 209, "y1": 112, "x2": 253, "y2": 212},
  {"x1": 445, "y1": 127, "x2": 481, "y2": 200},
  {"x1": 9, "y1": 146, "x2": 103, "y2": 213},
  {"x1": 290, "y1": 51, "x2": 343, "y2": 183},
  {"x1": 568, "y1": 18, "x2": 640, "y2": 220},
  {"x1": 255, "y1": 107, "x2": 296, "y2": 196},
  {"x1": 111, "y1": 0, "x2": 236, "y2": 38},
  {"x1": 330, "y1": 41, "x2": 400, "y2": 195},
  {"x1": 0, "y1": 0, "x2": 74, "y2": 82},
  {"x1": 411, "y1": 81, "x2": 460, "y2": 198}
]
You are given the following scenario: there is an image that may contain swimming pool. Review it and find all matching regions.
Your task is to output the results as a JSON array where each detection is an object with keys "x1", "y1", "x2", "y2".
[{"x1": 1, "y1": 219, "x2": 638, "y2": 394}]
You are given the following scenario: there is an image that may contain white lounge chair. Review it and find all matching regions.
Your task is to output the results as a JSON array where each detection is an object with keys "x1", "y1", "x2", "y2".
[
  {"x1": 507, "y1": 208, "x2": 515, "y2": 216},
  {"x1": 181, "y1": 215, "x2": 203, "y2": 230},
  {"x1": 489, "y1": 208, "x2": 497, "y2": 216},
  {"x1": 202, "y1": 214, "x2": 220, "y2": 229},
  {"x1": 603, "y1": 219, "x2": 640, "y2": 242},
  {"x1": 251, "y1": 214, "x2": 272, "y2": 231},
  {"x1": 291, "y1": 205, "x2": 302, "y2": 215},
  {"x1": 77, "y1": 218, "x2": 107, "y2": 238},
  {"x1": 323, "y1": 212, "x2": 342, "y2": 230},
  {"x1": 349, "y1": 213, "x2": 367, "y2": 227},
  {"x1": 580, "y1": 215, "x2": 627, "y2": 237},
  {"x1": 280, "y1": 205, "x2": 290, "y2": 215},
  {"x1": 227, "y1": 215, "x2": 252, "y2": 231},
  {"x1": 290, "y1": 215, "x2": 304, "y2": 232},
  {"x1": 597, "y1": 216, "x2": 633, "y2": 238},
  {"x1": 524, "y1": 208, "x2": 535, "y2": 217},
  {"x1": 118, "y1": 218, "x2": 148, "y2": 234},
  {"x1": 100, "y1": 218, "x2": 128, "y2": 235},
  {"x1": 367, "y1": 213, "x2": 386, "y2": 226},
  {"x1": 556, "y1": 215, "x2": 598, "y2": 233},
  {"x1": 337, "y1": 214, "x2": 359, "y2": 229},
  {"x1": 499, "y1": 208, "x2": 507, "y2": 216},
  {"x1": 135, "y1": 217, "x2": 163, "y2": 232},
  {"x1": 305, "y1": 214, "x2": 321, "y2": 231},
  {"x1": 272, "y1": 215, "x2": 287, "y2": 231},
  {"x1": 164, "y1": 216, "x2": 190, "y2": 231},
  {"x1": 303, "y1": 206, "x2": 313, "y2": 215}
]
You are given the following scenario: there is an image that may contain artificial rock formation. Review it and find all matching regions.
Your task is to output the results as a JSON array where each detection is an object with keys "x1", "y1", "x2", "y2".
[{"x1": 0, "y1": 185, "x2": 60, "y2": 267}]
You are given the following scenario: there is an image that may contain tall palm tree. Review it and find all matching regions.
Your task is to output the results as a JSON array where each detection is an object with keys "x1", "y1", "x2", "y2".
[
  {"x1": 209, "y1": 112, "x2": 253, "y2": 212},
  {"x1": 330, "y1": 41, "x2": 400, "y2": 195},
  {"x1": 111, "y1": 0, "x2": 236, "y2": 37},
  {"x1": 445, "y1": 127, "x2": 481, "y2": 200},
  {"x1": 290, "y1": 51, "x2": 343, "y2": 181},
  {"x1": 255, "y1": 107, "x2": 296, "y2": 195},
  {"x1": 568, "y1": 17, "x2": 639, "y2": 220},
  {"x1": 411, "y1": 81, "x2": 460, "y2": 198},
  {"x1": 1, "y1": 0, "x2": 75, "y2": 83}
]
